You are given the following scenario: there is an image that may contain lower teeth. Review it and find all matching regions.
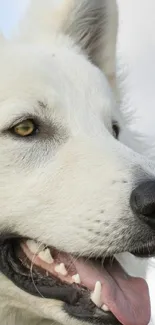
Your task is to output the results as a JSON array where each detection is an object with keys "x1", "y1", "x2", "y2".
[
  {"x1": 72, "y1": 274, "x2": 81, "y2": 284},
  {"x1": 102, "y1": 304, "x2": 110, "y2": 312},
  {"x1": 55, "y1": 263, "x2": 68, "y2": 276},
  {"x1": 38, "y1": 249, "x2": 54, "y2": 264},
  {"x1": 25, "y1": 240, "x2": 110, "y2": 312},
  {"x1": 90, "y1": 281, "x2": 102, "y2": 307}
]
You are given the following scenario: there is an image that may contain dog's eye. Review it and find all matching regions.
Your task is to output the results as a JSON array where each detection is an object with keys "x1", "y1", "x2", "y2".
[
  {"x1": 12, "y1": 119, "x2": 38, "y2": 137},
  {"x1": 112, "y1": 122, "x2": 120, "y2": 139}
]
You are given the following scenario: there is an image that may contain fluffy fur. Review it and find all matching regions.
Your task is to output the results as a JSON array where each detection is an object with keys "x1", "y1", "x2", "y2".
[{"x1": 0, "y1": 1, "x2": 154, "y2": 324}]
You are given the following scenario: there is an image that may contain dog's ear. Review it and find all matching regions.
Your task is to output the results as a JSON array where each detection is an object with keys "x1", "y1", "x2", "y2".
[
  {"x1": 18, "y1": 0, "x2": 118, "y2": 93},
  {"x1": 62, "y1": 0, "x2": 118, "y2": 89}
]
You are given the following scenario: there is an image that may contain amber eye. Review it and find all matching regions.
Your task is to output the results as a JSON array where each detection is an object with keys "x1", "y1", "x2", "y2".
[{"x1": 13, "y1": 120, "x2": 37, "y2": 137}]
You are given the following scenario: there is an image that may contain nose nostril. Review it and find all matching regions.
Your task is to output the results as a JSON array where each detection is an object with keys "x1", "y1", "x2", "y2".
[{"x1": 130, "y1": 180, "x2": 155, "y2": 219}]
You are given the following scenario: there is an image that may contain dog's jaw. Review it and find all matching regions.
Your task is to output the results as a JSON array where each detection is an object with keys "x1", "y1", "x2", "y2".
[{"x1": 0, "y1": 235, "x2": 152, "y2": 325}]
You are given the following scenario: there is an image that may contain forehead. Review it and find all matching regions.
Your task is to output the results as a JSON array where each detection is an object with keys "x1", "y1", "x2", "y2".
[
  {"x1": 0, "y1": 43, "x2": 111, "y2": 93},
  {"x1": 0, "y1": 43, "x2": 114, "y2": 128}
]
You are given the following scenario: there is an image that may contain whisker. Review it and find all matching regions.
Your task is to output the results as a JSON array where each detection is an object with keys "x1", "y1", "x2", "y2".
[{"x1": 30, "y1": 242, "x2": 46, "y2": 299}]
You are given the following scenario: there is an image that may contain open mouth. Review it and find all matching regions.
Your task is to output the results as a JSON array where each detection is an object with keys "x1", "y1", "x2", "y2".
[{"x1": 0, "y1": 235, "x2": 151, "y2": 325}]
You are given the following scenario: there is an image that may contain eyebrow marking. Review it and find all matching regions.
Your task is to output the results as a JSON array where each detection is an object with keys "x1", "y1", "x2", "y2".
[{"x1": 38, "y1": 101, "x2": 47, "y2": 110}]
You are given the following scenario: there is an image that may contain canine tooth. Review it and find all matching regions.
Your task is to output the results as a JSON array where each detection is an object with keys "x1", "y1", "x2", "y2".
[
  {"x1": 46, "y1": 271, "x2": 49, "y2": 276},
  {"x1": 72, "y1": 274, "x2": 81, "y2": 284},
  {"x1": 38, "y1": 248, "x2": 54, "y2": 264},
  {"x1": 91, "y1": 281, "x2": 102, "y2": 307},
  {"x1": 55, "y1": 263, "x2": 68, "y2": 276},
  {"x1": 102, "y1": 304, "x2": 110, "y2": 312},
  {"x1": 26, "y1": 240, "x2": 45, "y2": 254}
]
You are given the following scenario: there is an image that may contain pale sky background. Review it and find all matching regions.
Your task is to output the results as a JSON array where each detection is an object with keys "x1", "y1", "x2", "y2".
[
  {"x1": 0, "y1": 0, "x2": 29, "y2": 37},
  {"x1": 117, "y1": 0, "x2": 155, "y2": 137},
  {"x1": 0, "y1": 1, "x2": 155, "y2": 322}
]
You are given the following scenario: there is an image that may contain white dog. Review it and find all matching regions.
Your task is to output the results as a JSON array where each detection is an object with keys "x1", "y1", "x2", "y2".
[{"x1": 0, "y1": 1, "x2": 155, "y2": 325}]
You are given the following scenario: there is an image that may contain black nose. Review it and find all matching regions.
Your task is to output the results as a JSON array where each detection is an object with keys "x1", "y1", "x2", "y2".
[{"x1": 130, "y1": 181, "x2": 155, "y2": 226}]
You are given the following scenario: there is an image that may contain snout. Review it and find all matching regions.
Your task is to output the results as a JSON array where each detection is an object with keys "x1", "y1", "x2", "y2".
[{"x1": 130, "y1": 180, "x2": 155, "y2": 227}]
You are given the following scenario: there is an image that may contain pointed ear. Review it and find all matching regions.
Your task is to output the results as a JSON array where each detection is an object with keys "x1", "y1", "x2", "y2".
[
  {"x1": 63, "y1": 1, "x2": 118, "y2": 86},
  {"x1": 19, "y1": 0, "x2": 118, "y2": 94},
  {"x1": 51, "y1": 0, "x2": 118, "y2": 92},
  {"x1": 17, "y1": 0, "x2": 73, "y2": 40}
]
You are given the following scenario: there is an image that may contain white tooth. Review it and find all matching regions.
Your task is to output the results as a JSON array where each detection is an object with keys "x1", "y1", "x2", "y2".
[
  {"x1": 38, "y1": 248, "x2": 54, "y2": 264},
  {"x1": 91, "y1": 281, "x2": 102, "y2": 307},
  {"x1": 72, "y1": 274, "x2": 81, "y2": 284},
  {"x1": 102, "y1": 304, "x2": 110, "y2": 312},
  {"x1": 55, "y1": 263, "x2": 68, "y2": 276},
  {"x1": 46, "y1": 271, "x2": 49, "y2": 276},
  {"x1": 26, "y1": 240, "x2": 45, "y2": 254}
]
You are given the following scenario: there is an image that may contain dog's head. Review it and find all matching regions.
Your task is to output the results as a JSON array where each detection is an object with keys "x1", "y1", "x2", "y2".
[{"x1": 0, "y1": 1, "x2": 154, "y2": 325}]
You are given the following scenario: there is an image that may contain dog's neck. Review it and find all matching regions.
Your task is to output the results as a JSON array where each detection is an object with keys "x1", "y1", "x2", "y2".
[
  {"x1": 0, "y1": 274, "x2": 58, "y2": 325},
  {"x1": 0, "y1": 305, "x2": 54, "y2": 325},
  {"x1": 0, "y1": 302, "x2": 59, "y2": 325}
]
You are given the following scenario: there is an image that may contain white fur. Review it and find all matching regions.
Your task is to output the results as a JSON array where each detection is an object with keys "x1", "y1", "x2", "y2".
[{"x1": 0, "y1": 1, "x2": 154, "y2": 324}]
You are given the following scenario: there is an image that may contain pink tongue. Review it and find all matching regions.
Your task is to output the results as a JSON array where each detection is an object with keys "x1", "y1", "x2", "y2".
[{"x1": 74, "y1": 258, "x2": 150, "y2": 325}]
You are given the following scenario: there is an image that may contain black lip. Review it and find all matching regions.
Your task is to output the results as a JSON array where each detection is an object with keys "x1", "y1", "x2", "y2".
[
  {"x1": 130, "y1": 241, "x2": 155, "y2": 258},
  {"x1": 0, "y1": 237, "x2": 81, "y2": 303},
  {"x1": 1, "y1": 233, "x2": 155, "y2": 325},
  {"x1": 64, "y1": 301, "x2": 121, "y2": 325},
  {"x1": 0, "y1": 234, "x2": 121, "y2": 325}
]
